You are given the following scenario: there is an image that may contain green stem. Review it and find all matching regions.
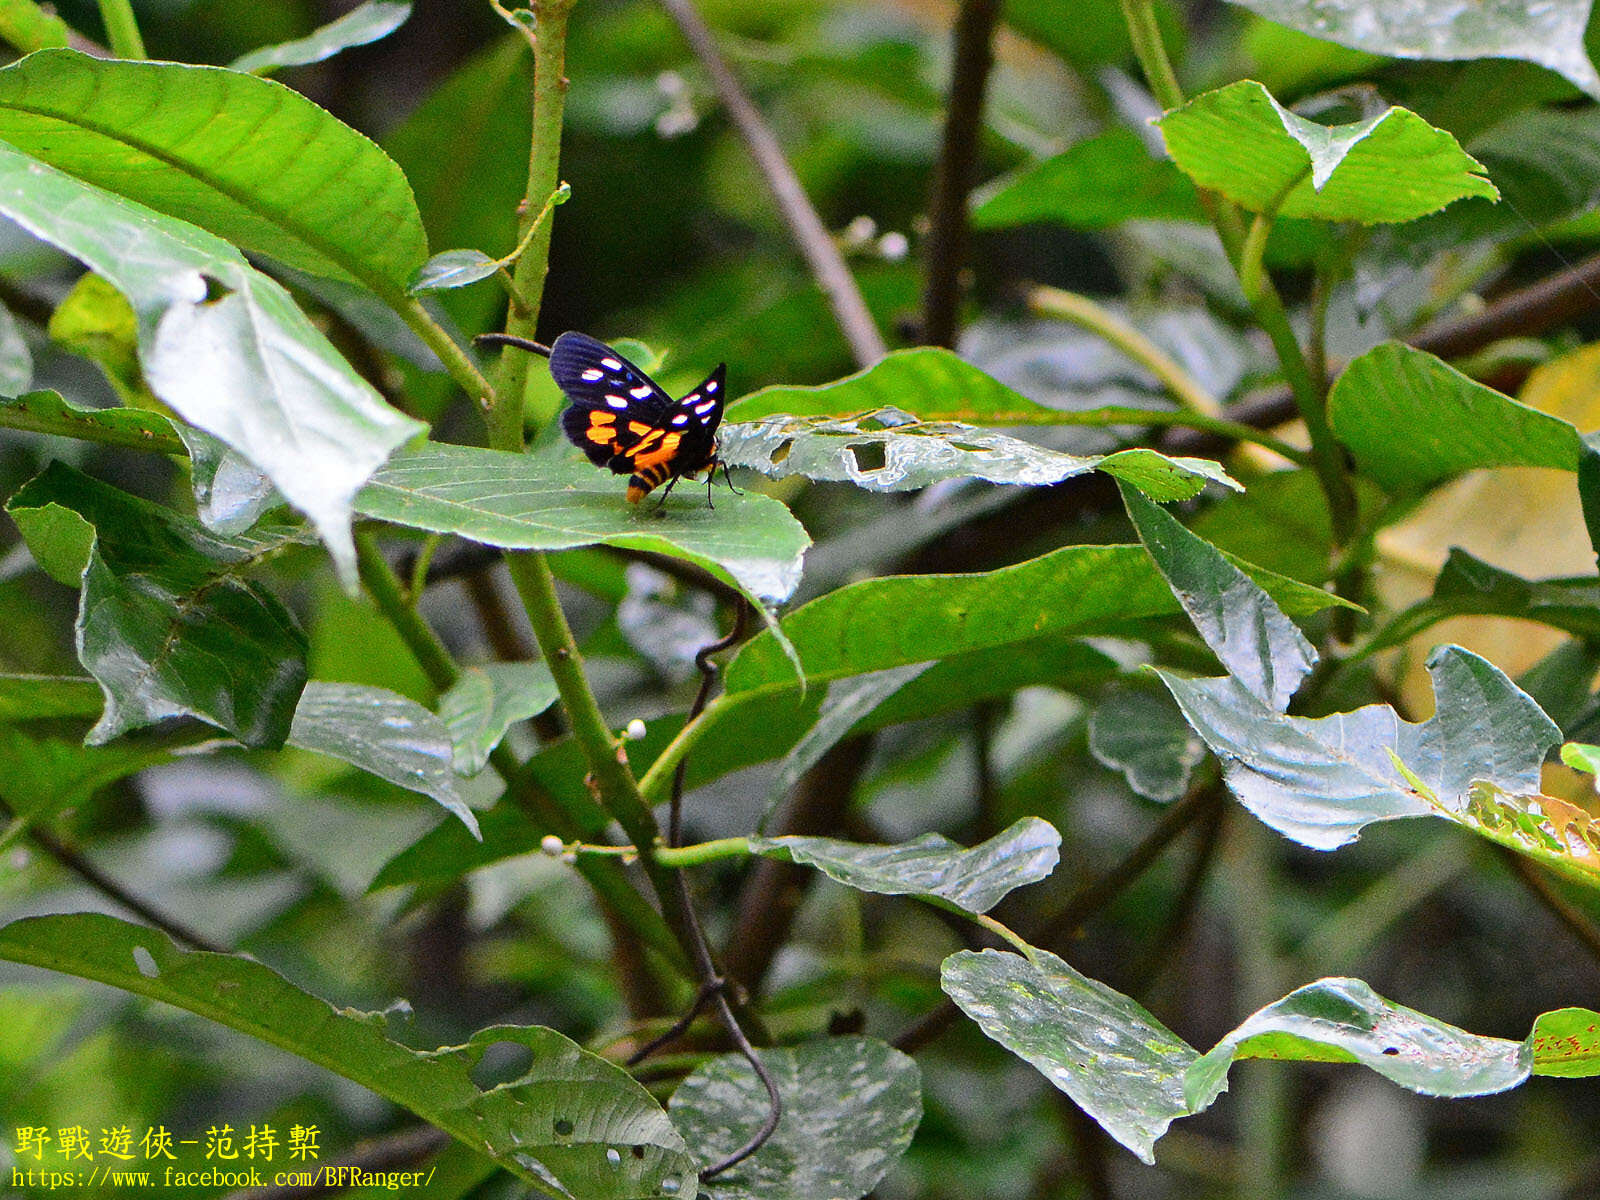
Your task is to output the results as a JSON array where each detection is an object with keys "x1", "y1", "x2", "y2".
[
  {"x1": 488, "y1": 0, "x2": 577, "y2": 453},
  {"x1": 974, "y1": 911, "x2": 1039, "y2": 963},
  {"x1": 1116, "y1": 0, "x2": 1182, "y2": 111},
  {"x1": 1029, "y1": 285, "x2": 1221, "y2": 416},
  {"x1": 0, "y1": 1, "x2": 71, "y2": 53},
  {"x1": 395, "y1": 297, "x2": 497, "y2": 423},
  {"x1": 501, "y1": 550, "x2": 705, "y2": 964},
  {"x1": 558, "y1": 836, "x2": 753, "y2": 868},
  {"x1": 354, "y1": 528, "x2": 690, "y2": 975},
  {"x1": 1114, "y1": 0, "x2": 1357, "y2": 546},
  {"x1": 96, "y1": 0, "x2": 144, "y2": 57}
]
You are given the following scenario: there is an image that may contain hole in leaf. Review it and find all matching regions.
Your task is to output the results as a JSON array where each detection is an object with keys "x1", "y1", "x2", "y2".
[
  {"x1": 631, "y1": 1145, "x2": 645, "y2": 1159},
  {"x1": 132, "y1": 946, "x2": 159, "y2": 979},
  {"x1": 553, "y1": 1118, "x2": 574, "y2": 1137},
  {"x1": 1382, "y1": 1047, "x2": 1400, "y2": 1056},
  {"x1": 768, "y1": 439, "x2": 793, "y2": 465},
  {"x1": 469, "y1": 1040, "x2": 533, "y2": 1091},
  {"x1": 200, "y1": 275, "x2": 234, "y2": 305},
  {"x1": 846, "y1": 441, "x2": 886, "y2": 473}
]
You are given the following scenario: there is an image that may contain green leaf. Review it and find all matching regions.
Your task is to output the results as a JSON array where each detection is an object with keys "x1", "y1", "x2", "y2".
[
  {"x1": 1122, "y1": 482, "x2": 1316, "y2": 710},
  {"x1": 356, "y1": 441, "x2": 811, "y2": 605},
  {"x1": 668, "y1": 1037, "x2": 919, "y2": 1199},
  {"x1": 289, "y1": 683, "x2": 483, "y2": 837},
  {"x1": 941, "y1": 948, "x2": 1197, "y2": 1164},
  {"x1": 1581, "y1": 436, "x2": 1600, "y2": 570},
  {"x1": 438, "y1": 662, "x2": 558, "y2": 776},
  {"x1": 729, "y1": 346, "x2": 1116, "y2": 423},
  {"x1": 0, "y1": 390, "x2": 184, "y2": 455},
  {"x1": 1160, "y1": 645, "x2": 1560, "y2": 850},
  {"x1": 408, "y1": 249, "x2": 501, "y2": 294},
  {"x1": 1328, "y1": 343, "x2": 1579, "y2": 491},
  {"x1": 0, "y1": 725, "x2": 177, "y2": 820},
  {"x1": 723, "y1": 543, "x2": 1352, "y2": 713},
  {"x1": 1368, "y1": 550, "x2": 1600, "y2": 653},
  {"x1": 750, "y1": 816, "x2": 1061, "y2": 915},
  {"x1": 49, "y1": 272, "x2": 145, "y2": 405},
  {"x1": 1221, "y1": 0, "x2": 1600, "y2": 100},
  {"x1": 1089, "y1": 676, "x2": 1205, "y2": 802},
  {"x1": 1187, "y1": 977, "x2": 1530, "y2": 1114},
  {"x1": 972, "y1": 128, "x2": 1202, "y2": 230},
  {"x1": 229, "y1": 1, "x2": 411, "y2": 75},
  {"x1": 722, "y1": 410, "x2": 1237, "y2": 499},
  {"x1": 0, "y1": 913, "x2": 699, "y2": 1198},
  {"x1": 0, "y1": 49, "x2": 429, "y2": 292},
  {"x1": 1158, "y1": 81, "x2": 1497, "y2": 223},
  {"x1": 0, "y1": 674, "x2": 104, "y2": 721},
  {"x1": 1530, "y1": 1007, "x2": 1600, "y2": 1077},
  {"x1": 1562, "y1": 742, "x2": 1600, "y2": 775},
  {"x1": 0, "y1": 139, "x2": 425, "y2": 583},
  {"x1": 7, "y1": 463, "x2": 309, "y2": 749}
]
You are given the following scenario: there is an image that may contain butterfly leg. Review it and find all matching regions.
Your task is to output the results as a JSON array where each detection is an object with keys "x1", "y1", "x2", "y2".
[
  {"x1": 652, "y1": 476, "x2": 681, "y2": 512},
  {"x1": 719, "y1": 461, "x2": 742, "y2": 495}
]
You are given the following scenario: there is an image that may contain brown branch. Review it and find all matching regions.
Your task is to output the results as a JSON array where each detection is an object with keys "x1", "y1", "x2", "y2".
[
  {"x1": 921, "y1": 0, "x2": 1002, "y2": 348},
  {"x1": 657, "y1": 0, "x2": 887, "y2": 368}
]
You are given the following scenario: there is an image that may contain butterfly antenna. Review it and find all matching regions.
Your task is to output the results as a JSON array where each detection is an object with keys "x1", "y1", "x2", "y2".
[{"x1": 474, "y1": 332, "x2": 553, "y2": 358}]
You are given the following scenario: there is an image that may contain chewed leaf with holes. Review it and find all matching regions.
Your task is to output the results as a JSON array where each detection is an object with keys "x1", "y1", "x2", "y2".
[
  {"x1": 288, "y1": 683, "x2": 483, "y2": 837},
  {"x1": 941, "y1": 948, "x2": 1197, "y2": 1163},
  {"x1": 357, "y1": 440, "x2": 810, "y2": 604},
  {"x1": 1158, "y1": 81, "x2": 1496, "y2": 223},
  {"x1": 668, "y1": 1037, "x2": 920, "y2": 1200},
  {"x1": 7, "y1": 463, "x2": 308, "y2": 749},
  {"x1": 1185, "y1": 977, "x2": 1532, "y2": 1114},
  {"x1": 0, "y1": 913, "x2": 699, "y2": 1198},
  {"x1": 749, "y1": 817, "x2": 1061, "y2": 915},
  {"x1": 1161, "y1": 645, "x2": 1560, "y2": 850},
  {"x1": 1428, "y1": 782, "x2": 1600, "y2": 890},
  {"x1": 720, "y1": 408, "x2": 1237, "y2": 500}
]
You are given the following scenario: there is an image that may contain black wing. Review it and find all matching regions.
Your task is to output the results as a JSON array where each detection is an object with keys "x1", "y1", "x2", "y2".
[{"x1": 657, "y1": 362, "x2": 728, "y2": 474}]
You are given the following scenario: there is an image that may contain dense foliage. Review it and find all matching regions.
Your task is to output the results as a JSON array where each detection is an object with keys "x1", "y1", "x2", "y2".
[{"x1": 1, "y1": 1, "x2": 1599, "y2": 1198}]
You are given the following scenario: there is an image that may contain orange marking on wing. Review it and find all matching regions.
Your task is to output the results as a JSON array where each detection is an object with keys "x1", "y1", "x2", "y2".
[
  {"x1": 627, "y1": 421, "x2": 654, "y2": 436},
  {"x1": 589, "y1": 411, "x2": 616, "y2": 425},
  {"x1": 586, "y1": 424, "x2": 618, "y2": 445},
  {"x1": 630, "y1": 433, "x2": 682, "y2": 472}
]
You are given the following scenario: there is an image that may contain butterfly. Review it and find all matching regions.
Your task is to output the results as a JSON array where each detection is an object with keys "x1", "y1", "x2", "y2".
[{"x1": 547, "y1": 332, "x2": 736, "y2": 506}]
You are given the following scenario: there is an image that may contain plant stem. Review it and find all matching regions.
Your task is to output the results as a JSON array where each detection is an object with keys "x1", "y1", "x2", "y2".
[
  {"x1": 354, "y1": 529, "x2": 690, "y2": 975},
  {"x1": 488, "y1": 0, "x2": 576, "y2": 452},
  {"x1": 0, "y1": 0, "x2": 71, "y2": 53},
  {"x1": 1029, "y1": 285, "x2": 1222, "y2": 416},
  {"x1": 501, "y1": 551, "x2": 705, "y2": 963},
  {"x1": 96, "y1": 0, "x2": 144, "y2": 57},
  {"x1": 396, "y1": 297, "x2": 496, "y2": 425},
  {"x1": 1114, "y1": 0, "x2": 1357, "y2": 546},
  {"x1": 0, "y1": 813, "x2": 32, "y2": 856},
  {"x1": 557, "y1": 836, "x2": 753, "y2": 868},
  {"x1": 922, "y1": 0, "x2": 1002, "y2": 348}
]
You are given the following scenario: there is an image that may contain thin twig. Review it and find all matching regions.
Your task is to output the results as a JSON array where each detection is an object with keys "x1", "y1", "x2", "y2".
[
  {"x1": 921, "y1": 0, "x2": 1002, "y2": 348},
  {"x1": 657, "y1": 0, "x2": 886, "y2": 368},
  {"x1": 670, "y1": 598, "x2": 750, "y2": 846}
]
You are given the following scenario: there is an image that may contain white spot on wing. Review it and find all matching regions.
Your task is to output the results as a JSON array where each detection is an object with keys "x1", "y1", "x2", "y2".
[
  {"x1": 630, "y1": 385, "x2": 654, "y2": 399},
  {"x1": 705, "y1": 380, "x2": 718, "y2": 392},
  {"x1": 601, "y1": 357, "x2": 623, "y2": 369},
  {"x1": 671, "y1": 414, "x2": 688, "y2": 425},
  {"x1": 681, "y1": 393, "x2": 699, "y2": 404},
  {"x1": 694, "y1": 401, "x2": 715, "y2": 414},
  {"x1": 606, "y1": 395, "x2": 628, "y2": 409},
  {"x1": 581, "y1": 368, "x2": 604, "y2": 381}
]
